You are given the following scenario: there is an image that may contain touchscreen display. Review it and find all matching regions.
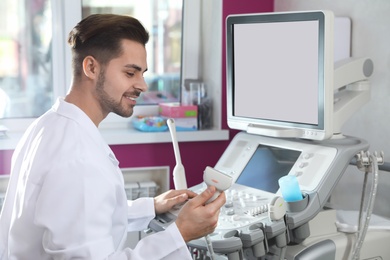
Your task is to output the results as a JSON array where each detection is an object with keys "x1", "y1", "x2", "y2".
[{"x1": 236, "y1": 144, "x2": 301, "y2": 193}]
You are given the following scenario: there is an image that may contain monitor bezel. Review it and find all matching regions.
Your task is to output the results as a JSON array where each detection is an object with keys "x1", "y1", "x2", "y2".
[{"x1": 226, "y1": 10, "x2": 334, "y2": 140}]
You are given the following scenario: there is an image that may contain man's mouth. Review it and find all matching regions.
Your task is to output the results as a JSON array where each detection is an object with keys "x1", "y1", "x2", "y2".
[
  {"x1": 124, "y1": 93, "x2": 141, "y2": 107},
  {"x1": 124, "y1": 95, "x2": 137, "y2": 101}
]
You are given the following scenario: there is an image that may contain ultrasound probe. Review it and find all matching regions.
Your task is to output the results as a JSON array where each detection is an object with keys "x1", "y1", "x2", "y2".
[{"x1": 167, "y1": 118, "x2": 188, "y2": 190}]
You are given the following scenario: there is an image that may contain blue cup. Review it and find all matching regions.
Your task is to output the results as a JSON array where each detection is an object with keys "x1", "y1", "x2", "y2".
[{"x1": 278, "y1": 175, "x2": 303, "y2": 202}]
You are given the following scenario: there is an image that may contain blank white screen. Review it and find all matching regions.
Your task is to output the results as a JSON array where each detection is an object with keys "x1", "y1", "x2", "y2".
[{"x1": 233, "y1": 20, "x2": 319, "y2": 125}]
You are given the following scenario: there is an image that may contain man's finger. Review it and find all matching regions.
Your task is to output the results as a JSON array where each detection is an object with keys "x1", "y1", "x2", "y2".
[{"x1": 189, "y1": 186, "x2": 216, "y2": 206}]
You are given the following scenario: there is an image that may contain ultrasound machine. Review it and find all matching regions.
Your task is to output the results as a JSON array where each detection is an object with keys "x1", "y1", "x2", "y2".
[{"x1": 149, "y1": 10, "x2": 389, "y2": 260}]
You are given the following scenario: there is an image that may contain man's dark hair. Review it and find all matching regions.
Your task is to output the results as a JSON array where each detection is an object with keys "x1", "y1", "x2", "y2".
[{"x1": 68, "y1": 14, "x2": 150, "y2": 78}]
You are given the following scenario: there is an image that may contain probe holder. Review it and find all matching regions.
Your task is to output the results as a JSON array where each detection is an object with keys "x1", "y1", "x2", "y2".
[{"x1": 285, "y1": 194, "x2": 310, "y2": 244}]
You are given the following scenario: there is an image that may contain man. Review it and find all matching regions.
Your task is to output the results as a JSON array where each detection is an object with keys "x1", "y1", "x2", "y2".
[{"x1": 0, "y1": 14, "x2": 226, "y2": 259}]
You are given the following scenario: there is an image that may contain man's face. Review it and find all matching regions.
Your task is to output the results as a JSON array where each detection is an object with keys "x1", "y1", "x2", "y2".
[{"x1": 95, "y1": 39, "x2": 148, "y2": 118}]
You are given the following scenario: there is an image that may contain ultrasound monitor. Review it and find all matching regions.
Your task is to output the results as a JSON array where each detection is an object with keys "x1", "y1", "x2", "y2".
[{"x1": 226, "y1": 10, "x2": 335, "y2": 140}]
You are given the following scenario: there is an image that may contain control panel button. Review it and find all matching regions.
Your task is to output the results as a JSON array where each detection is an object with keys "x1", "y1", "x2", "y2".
[{"x1": 299, "y1": 162, "x2": 308, "y2": 168}]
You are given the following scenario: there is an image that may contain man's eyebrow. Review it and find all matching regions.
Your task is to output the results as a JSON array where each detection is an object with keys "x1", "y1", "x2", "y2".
[{"x1": 124, "y1": 64, "x2": 148, "y2": 73}]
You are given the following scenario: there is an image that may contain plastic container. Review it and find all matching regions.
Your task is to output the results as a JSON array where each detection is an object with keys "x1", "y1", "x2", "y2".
[{"x1": 278, "y1": 175, "x2": 303, "y2": 202}]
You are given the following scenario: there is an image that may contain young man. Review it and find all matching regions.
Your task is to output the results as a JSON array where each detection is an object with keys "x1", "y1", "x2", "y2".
[{"x1": 0, "y1": 14, "x2": 226, "y2": 259}]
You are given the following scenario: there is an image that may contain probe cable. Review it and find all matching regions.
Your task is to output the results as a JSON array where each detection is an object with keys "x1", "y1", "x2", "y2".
[
  {"x1": 351, "y1": 153, "x2": 379, "y2": 260},
  {"x1": 205, "y1": 234, "x2": 216, "y2": 260}
]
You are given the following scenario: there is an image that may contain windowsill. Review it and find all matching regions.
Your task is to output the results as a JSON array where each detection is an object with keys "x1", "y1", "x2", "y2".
[
  {"x1": 102, "y1": 127, "x2": 230, "y2": 145},
  {"x1": 0, "y1": 127, "x2": 230, "y2": 150}
]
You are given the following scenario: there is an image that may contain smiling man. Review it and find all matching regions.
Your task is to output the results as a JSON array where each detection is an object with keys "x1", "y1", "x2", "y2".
[{"x1": 0, "y1": 14, "x2": 226, "y2": 259}]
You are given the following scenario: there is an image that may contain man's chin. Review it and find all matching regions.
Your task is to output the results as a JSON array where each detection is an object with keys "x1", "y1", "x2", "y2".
[
  {"x1": 121, "y1": 112, "x2": 133, "y2": 118},
  {"x1": 112, "y1": 109, "x2": 134, "y2": 118}
]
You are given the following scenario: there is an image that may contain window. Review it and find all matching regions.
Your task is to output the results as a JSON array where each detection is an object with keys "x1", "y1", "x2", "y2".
[{"x1": 0, "y1": 0, "x2": 53, "y2": 119}]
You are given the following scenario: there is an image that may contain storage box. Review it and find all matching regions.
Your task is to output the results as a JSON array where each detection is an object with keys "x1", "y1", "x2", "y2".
[
  {"x1": 162, "y1": 117, "x2": 198, "y2": 131},
  {"x1": 159, "y1": 103, "x2": 197, "y2": 118}
]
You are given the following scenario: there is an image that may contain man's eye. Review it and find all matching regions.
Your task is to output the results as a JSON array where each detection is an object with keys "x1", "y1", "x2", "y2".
[{"x1": 126, "y1": 72, "x2": 134, "y2": 77}]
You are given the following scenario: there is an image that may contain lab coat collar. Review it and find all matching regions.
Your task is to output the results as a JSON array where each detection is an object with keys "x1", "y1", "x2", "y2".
[{"x1": 53, "y1": 97, "x2": 120, "y2": 167}]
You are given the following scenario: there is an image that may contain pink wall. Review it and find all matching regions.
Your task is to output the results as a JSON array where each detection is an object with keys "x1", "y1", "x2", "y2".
[
  {"x1": 0, "y1": 0, "x2": 274, "y2": 188},
  {"x1": 0, "y1": 150, "x2": 13, "y2": 175}
]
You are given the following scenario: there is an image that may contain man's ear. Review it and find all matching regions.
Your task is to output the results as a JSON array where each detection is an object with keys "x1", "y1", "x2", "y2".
[{"x1": 82, "y1": 56, "x2": 100, "y2": 79}]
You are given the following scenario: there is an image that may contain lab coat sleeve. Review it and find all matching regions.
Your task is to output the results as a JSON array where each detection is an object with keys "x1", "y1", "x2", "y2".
[
  {"x1": 109, "y1": 223, "x2": 192, "y2": 260},
  {"x1": 126, "y1": 198, "x2": 155, "y2": 232},
  {"x1": 122, "y1": 198, "x2": 192, "y2": 259}
]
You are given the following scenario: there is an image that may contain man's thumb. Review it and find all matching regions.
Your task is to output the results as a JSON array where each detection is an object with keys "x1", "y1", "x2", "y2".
[{"x1": 196, "y1": 185, "x2": 216, "y2": 205}]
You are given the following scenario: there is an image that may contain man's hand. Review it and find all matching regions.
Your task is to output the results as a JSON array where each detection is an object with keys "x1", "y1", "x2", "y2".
[
  {"x1": 154, "y1": 189, "x2": 197, "y2": 215},
  {"x1": 175, "y1": 186, "x2": 226, "y2": 242}
]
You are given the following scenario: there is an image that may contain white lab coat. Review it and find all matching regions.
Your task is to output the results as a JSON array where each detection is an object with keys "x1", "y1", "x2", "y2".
[{"x1": 0, "y1": 98, "x2": 192, "y2": 260}]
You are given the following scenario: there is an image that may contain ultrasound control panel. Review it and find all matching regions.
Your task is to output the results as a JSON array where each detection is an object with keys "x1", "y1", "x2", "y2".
[
  {"x1": 150, "y1": 182, "x2": 276, "y2": 233},
  {"x1": 149, "y1": 181, "x2": 290, "y2": 259}
]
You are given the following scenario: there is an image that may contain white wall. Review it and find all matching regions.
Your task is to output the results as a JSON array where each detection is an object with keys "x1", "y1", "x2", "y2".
[
  {"x1": 275, "y1": 0, "x2": 390, "y2": 217},
  {"x1": 200, "y1": 0, "x2": 223, "y2": 129},
  {"x1": 181, "y1": 0, "x2": 223, "y2": 129}
]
